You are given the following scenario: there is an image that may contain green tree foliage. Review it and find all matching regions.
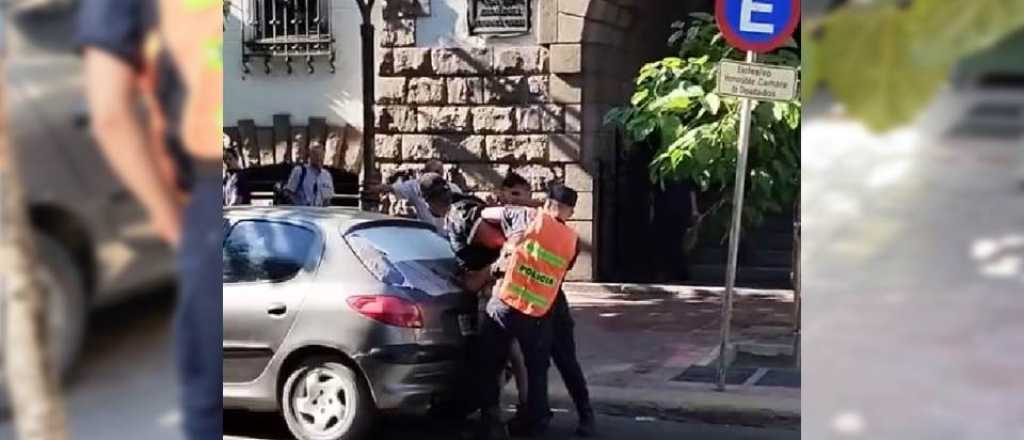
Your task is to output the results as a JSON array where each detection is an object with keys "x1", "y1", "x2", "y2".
[
  {"x1": 805, "y1": 0, "x2": 1024, "y2": 131},
  {"x1": 604, "y1": 13, "x2": 800, "y2": 240}
]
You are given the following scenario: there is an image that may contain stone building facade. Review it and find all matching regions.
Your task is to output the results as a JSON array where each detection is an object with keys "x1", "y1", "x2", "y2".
[
  {"x1": 225, "y1": 0, "x2": 713, "y2": 281},
  {"x1": 371, "y1": 0, "x2": 664, "y2": 281}
]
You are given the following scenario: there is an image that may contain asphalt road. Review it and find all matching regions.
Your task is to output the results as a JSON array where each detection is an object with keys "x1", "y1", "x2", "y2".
[
  {"x1": 0, "y1": 289, "x2": 184, "y2": 440},
  {"x1": 224, "y1": 409, "x2": 799, "y2": 440},
  {"x1": 802, "y1": 88, "x2": 1024, "y2": 439}
]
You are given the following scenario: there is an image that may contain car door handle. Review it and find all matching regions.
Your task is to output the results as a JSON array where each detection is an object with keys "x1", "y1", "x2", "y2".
[{"x1": 267, "y1": 303, "x2": 287, "y2": 317}]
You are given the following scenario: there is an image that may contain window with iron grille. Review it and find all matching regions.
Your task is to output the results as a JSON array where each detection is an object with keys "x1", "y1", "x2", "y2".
[{"x1": 240, "y1": 0, "x2": 336, "y2": 74}]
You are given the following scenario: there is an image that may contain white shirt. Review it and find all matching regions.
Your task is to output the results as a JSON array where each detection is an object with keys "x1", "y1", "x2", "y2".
[
  {"x1": 285, "y1": 165, "x2": 334, "y2": 207},
  {"x1": 391, "y1": 179, "x2": 447, "y2": 236}
]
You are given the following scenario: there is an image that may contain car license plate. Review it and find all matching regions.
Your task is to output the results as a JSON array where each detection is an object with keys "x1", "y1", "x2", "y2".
[{"x1": 458, "y1": 314, "x2": 476, "y2": 336}]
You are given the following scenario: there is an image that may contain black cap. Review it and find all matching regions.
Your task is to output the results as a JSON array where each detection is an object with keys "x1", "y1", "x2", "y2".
[
  {"x1": 547, "y1": 184, "x2": 577, "y2": 208},
  {"x1": 419, "y1": 172, "x2": 452, "y2": 203}
]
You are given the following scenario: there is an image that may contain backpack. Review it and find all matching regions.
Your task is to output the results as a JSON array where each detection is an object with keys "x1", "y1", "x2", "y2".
[
  {"x1": 274, "y1": 165, "x2": 312, "y2": 206},
  {"x1": 446, "y1": 194, "x2": 501, "y2": 271}
]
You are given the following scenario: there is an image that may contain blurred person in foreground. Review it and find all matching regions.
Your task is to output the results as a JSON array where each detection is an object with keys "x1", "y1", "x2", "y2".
[
  {"x1": 283, "y1": 142, "x2": 335, "y2": 206},
  {"x1": 78, "y1": 0, "x2": 222, "y2": 438}
]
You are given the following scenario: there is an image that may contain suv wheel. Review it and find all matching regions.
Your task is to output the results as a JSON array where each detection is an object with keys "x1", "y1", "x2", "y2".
[
  {"x1": 281, "y1": 356, "x2": 374, "y2": 440},
  {"x1": 0, "y1": 232, "x2": 88, "y2": 411}
]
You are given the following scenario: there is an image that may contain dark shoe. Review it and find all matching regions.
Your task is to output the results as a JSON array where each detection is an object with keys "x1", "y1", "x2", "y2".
[{"x1": 575, "y1": 411, "x2": 597, "y2": 437}]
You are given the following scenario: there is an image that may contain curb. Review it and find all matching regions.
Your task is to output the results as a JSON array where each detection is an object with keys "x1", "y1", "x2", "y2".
[
  {"x1": 507, "y1": 383, "x2": 801, "y2": 429},
  {"x1": 563, "y1": 282, "x2": 795, "y2": 298}
]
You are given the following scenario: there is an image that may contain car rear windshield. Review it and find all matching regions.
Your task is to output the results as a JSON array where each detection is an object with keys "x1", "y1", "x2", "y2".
[{"x1": 344, "y1": 225, "x2": 461, "y2": 295}]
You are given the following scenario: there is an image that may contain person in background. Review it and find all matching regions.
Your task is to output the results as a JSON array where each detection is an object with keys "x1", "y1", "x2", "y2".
[
  {"x1": 423, "y1": 158, "x2": 466, "y2": 194},
  {"x1": 371, "y1": 170, "x2": 454, "y2": 236},
  {"x1": 424, "y1": 158, "x2": 445, "y2": 175},
  {"x1": 223, "y1": 134, "x2": 245, "y2": 206},
  {"x1": 284, "y1": 142, "x2": 334, "y2": 207},
  {"x1": 78, "y1": 0, "x2": 222, "y2": 438},
  {"x1": 494, "y1": 171, "x2": 542, "y2": 208},
  {"x1": 416, "y1": 172, "x2": 455, "y2": 237},
  {"x1": 223, "y1": 152, "x2": 241, "y2": 206}
]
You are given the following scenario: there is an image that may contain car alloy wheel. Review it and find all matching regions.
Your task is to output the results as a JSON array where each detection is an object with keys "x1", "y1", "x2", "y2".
[{"x1": 281, "y1": 357, "x2": 372, "y2": 440}]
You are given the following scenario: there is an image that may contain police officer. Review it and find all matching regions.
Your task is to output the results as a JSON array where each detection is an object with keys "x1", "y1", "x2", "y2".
[
  {"x1": 551, "y1": 290, "x2": 596, "y2": 437},
  {"x1": 477, "y1": 185, "x2": 579, "y2": 440}
]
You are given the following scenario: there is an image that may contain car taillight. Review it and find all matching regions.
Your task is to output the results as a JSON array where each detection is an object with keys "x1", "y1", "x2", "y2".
[{"x1": 346, "y1": 295, "x2": 423, "y2": 328}]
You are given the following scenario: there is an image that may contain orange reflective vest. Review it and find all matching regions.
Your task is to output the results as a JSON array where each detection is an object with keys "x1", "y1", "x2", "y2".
[
  {"x1": 156, "y1": 0, "x2": 223, "y2": 162},
  {"x1": 497, "y1": 213, "x2": 578, "y2": 318}
]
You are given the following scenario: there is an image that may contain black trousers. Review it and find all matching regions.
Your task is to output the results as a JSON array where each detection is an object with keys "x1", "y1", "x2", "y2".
[
  {"x1": 550, "y1": 292, "x2": 592, "y2": 417},
  {"x1": 478, "y1": 296, "x2": 553, "y2": 427}
]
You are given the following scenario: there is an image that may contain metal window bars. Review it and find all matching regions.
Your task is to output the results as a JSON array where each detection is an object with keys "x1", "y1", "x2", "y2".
[{"x1": 241, "y1": 0, "x2": 336, "y2": 74}]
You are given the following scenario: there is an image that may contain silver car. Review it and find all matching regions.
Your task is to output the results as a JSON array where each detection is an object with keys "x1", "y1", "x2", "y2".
[
  {"x1": 223, "y1": 206, "x2": 476, "y2": 440},
  {"x1": 2, "y1": 1, "x2": 175, "y2": 409}
]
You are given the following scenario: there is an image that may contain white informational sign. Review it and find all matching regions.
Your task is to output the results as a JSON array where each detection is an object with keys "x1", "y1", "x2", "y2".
[{"x1": 717, "y1": 60, "x2": 798, "y2": 102}]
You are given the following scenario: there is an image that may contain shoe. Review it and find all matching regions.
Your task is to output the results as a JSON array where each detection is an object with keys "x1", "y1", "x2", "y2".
[{"x1": 575, "y1": 412, "x2": 597, "y2": 437}]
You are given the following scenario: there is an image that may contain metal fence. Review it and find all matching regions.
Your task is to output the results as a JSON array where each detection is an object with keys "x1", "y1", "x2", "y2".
[{"x1": 240, "y1": 0, "x2": 336, "y2": 74}]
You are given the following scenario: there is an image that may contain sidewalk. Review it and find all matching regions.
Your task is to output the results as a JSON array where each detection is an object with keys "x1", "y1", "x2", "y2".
[{"x1": 504, "y1": 283, "x2": 800, "y2": 428}]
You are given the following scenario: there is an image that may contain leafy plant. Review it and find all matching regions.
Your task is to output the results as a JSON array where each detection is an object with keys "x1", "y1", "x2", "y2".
[
  {"x1": 804, "y1": 0, "x2": 1024, "y2": 131},
  {"x1": 604, "y1": 13, "x2": 801, "y2": 241}
]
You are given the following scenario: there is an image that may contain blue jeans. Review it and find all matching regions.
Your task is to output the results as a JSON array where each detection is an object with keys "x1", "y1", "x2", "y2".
[{"x1": 174, "y1": 174, "x2": 223, "y2": 439}]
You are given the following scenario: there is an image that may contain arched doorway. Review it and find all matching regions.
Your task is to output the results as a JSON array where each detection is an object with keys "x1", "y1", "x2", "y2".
[
  {"x1": 556, "y1": 0, "x2": 713, "y2": 282},
  {"x1": 566, "y1": 0, "x2": 794, "y2": 286}
]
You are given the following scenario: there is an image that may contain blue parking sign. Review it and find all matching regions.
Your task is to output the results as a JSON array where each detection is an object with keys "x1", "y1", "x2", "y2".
[{"x1": 715, "y1": 0, "x2": 800, "y2": 52}]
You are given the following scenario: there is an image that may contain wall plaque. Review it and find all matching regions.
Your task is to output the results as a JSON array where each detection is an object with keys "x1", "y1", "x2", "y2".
[{"x1": 469, "y1": 0, "x2": 531, "y2": 35}]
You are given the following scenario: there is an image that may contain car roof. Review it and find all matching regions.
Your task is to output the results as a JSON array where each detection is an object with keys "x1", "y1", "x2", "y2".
[{"x1": 223, "y1": 206, "x2": 426, "y2": 232}]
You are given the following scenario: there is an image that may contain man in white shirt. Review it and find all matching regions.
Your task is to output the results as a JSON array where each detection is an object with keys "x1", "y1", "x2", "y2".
[
  {"x1": 284, "y1": 143, "x2": 334, "y2": 206},
  {"x1": 424, "y1": 158, "x2": 465, "y2": 194},
  {"x1": 384, "y1": 172, "x2": 453, "y2": 236}
]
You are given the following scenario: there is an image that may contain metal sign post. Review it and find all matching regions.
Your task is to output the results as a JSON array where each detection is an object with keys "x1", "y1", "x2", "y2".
[
  {"x1": 713, "y1": 0, "x2": 799, "y2": 392},
  {"x1": 355, "y1": 0, "x2": 380, "y2": 212},
  {"x1": 717, "y1": 50, "x2": 756, "y2": 392}
]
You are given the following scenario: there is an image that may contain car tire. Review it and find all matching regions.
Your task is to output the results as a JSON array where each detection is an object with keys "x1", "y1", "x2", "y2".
[
  {"x1": 0, "y1": 232, "x2": 88, "y2": 411},
  {"x1": 281, "y1": 356, "x2": 374, "y2": 440}
]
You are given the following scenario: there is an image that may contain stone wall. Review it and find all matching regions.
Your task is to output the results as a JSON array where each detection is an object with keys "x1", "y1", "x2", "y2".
[{"x1": 378, "y1": 0, "x2": 598, "y2": 280}]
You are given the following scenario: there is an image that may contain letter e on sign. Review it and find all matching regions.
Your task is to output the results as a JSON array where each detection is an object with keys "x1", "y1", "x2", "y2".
[{"x1": 716, "y1": 0, "x2": 800, "y2": 53}]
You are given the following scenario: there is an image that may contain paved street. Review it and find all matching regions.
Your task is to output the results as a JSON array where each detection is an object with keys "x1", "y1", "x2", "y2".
[
  {"x1": 0, "y1": 289, "x2": 184, "y2": 440},
  {"x1": 224, "y1": 409, "x2": 798, "y2": 440},
  {"x1": 802, "y1": 89, "x2": 1024, "y2": 439}
]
